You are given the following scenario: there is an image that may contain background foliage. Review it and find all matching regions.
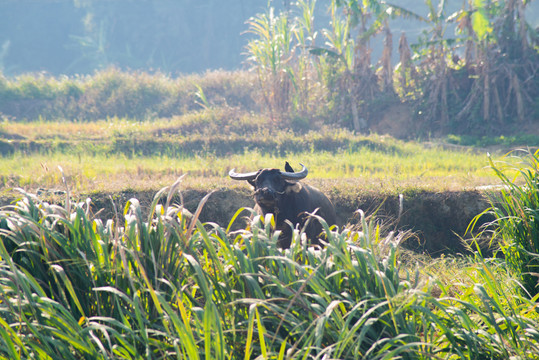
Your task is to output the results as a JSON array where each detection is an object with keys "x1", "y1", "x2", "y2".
[
  {"x1": 245, "y1": 0, "x2": 539, "y2": 135},
  {"x1": 1, "y1": 0, "x2": 537, "y2": 136},
  {"x1": 0, "y1": 0, "x2": 260, "y2": 75}
]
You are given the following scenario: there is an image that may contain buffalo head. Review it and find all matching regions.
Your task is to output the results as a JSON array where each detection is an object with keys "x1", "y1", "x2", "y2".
[
  {"x1": 229, "y1": 162, "x2": 337, "y2": 248},
  {"x1": 229, "y1": 162, "x2": 307, "y2": 213}
]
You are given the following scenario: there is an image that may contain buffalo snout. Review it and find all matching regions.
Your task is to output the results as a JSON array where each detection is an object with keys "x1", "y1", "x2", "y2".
[
  {"x1": 255, "y1": 187, "x2": 276, "y2": 199},
  {"x1": 254, "y1": 187, "x2": 279, "y2": 208}
]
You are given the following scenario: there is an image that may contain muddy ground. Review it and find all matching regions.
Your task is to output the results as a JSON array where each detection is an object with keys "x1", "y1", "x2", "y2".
[{"x1": 83, "y1": 187, "x2": 493, "y2": 256}]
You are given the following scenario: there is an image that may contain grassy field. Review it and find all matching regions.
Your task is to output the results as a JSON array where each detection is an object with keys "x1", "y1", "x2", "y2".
[
  {"x1": 2, "y1": 69, "x2": 539, "y2": 358},
  {"x1": 0, "y1": 113, "x2": 515, "y2": 258},
  {"x1": 0, "y1": 113, "x2": 507, "y2": 196},
  {"x1": 0, "y1": 147, "x2": 498, "y2": 192}
]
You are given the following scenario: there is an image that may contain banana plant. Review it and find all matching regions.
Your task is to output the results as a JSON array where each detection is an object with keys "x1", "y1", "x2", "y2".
[
  {"x1": 450, "y1": 0, "x2": 535, "y2": 126},
  {"x1": 310, "y1": 0, "x2": 424, "y2": 130}
]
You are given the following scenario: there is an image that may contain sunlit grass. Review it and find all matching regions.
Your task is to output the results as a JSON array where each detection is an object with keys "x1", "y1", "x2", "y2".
[
  {"x1": 0, "y1": 112, "x2": 510, "y2": 196},
  {"x1": 1, "y1": 116, "x2": 186, "y2": 140},
  {"x1": 0, "y1": 142, "x2": 499, "y2": 195},
  {"x1": 1, "y1": 183, "x2": 539, "y2": 358}
]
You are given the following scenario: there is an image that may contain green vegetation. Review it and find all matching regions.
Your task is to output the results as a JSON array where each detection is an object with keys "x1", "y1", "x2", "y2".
[
  {"x1": 245, "y1": 0, "x2": 538, "y2": 135},
  {"x1": 1, "y1": 174, "x2": 539, "y2": 358},
  {"x1": 472, "y1": 149, "x2": 539, "y2": 297},
  {"x1": 446, "y1": 134, "x2": 539, "y2": 148},
  {"x1": 0, "y1": 1, "x2": 538, "y2": 358},
  {"x1": 0, "y1": 112, "x2": 498, "y2": 194},
  {"x1": 2, "y1": 1, "x2": 537, "y2": 137},
  {"x1": 0, "y1": 69, "x2": 256, "y2": 121}
]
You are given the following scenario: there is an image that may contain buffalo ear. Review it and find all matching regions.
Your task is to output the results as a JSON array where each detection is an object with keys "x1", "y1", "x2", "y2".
[
  {"x1": 248, "y1": 179, "x2": 256, "y2": 187},
  {"x1": 284, "y1": 161, "x2": 294, "y2": 173}
]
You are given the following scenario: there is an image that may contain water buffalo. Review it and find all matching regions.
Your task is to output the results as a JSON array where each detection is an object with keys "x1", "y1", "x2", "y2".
[{"x1": 229, "y1": 162, "x2": 337, "y2": 248}]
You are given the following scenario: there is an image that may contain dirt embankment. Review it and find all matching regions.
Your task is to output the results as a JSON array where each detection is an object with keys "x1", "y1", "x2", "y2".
[{"x1": 84, "y1": 187, "x2": 492, "y2": 256}]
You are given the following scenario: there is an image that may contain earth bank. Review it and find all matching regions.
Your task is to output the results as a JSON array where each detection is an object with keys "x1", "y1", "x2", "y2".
[{"x1": 84, "y1": 186, "x2": 492, "y2": 255}]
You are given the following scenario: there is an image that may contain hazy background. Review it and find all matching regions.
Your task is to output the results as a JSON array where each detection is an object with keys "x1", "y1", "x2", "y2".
[
  {"x1": 0, "y1": 0, "x2": 270, "y2": 75},
  {"x1": 1, "y1": 0, "x2": 538, "y2": 76}
]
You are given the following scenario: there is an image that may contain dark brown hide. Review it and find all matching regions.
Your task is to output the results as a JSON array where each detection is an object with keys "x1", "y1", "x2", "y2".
[{"x1": 229, "y1": 164, "x2": 337, "y2": 248}]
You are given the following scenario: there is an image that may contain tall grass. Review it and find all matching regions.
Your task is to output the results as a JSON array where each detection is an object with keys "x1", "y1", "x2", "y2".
[
  {"x1": 0, "y1": 68, "x2": 257, "y2": 121},
  {"x1": 471, "y1": 149, "x2": 539, "y2": 297},
  {"x1": 1, "y1": 179, "x2": 539, "y2": 358}
]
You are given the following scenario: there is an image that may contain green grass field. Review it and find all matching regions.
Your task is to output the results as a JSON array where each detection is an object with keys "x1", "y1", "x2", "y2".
[
  {"x1": 0, "y1": 147, "x2": 497, "y2": 191},
  {"x1": 0, "y1": 114, "x2": 506, "y2": 196}
]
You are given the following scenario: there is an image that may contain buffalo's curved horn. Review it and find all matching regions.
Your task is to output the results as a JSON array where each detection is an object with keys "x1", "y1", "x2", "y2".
[
  {"x1": 229, "y1": 168, "x2": 259, "y2": 181},
  {"x1": 280, "y1": 163, "x2": 308, "y2": 180}
]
